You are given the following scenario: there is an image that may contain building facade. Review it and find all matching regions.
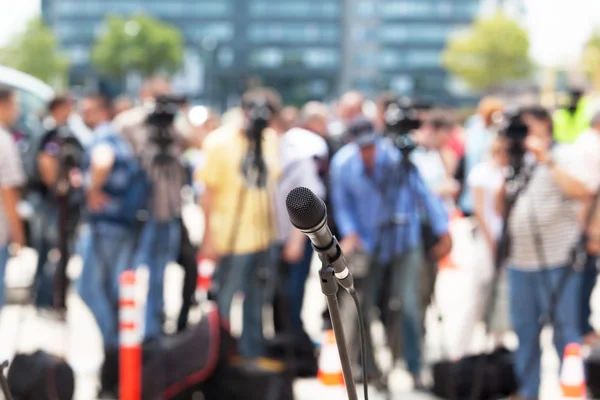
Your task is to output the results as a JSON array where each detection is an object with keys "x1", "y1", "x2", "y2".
[{"x1": 42, "y1": 0, "x2": 481, "y2": 106}]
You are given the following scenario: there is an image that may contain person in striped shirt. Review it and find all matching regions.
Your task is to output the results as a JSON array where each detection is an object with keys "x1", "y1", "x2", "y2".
[{"x1": 498, "y1": 107, "x2": 590, "y2": 400}]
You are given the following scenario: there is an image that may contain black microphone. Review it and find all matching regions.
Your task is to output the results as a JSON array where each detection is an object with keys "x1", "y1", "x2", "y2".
[{"x1": 285, "y1": 186, "x2": 355, "y2": 292}]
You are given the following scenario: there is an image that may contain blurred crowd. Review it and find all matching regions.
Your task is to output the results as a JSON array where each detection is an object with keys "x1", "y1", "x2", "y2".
[{"x1": 0, "y1": 77, "x2": 599, "y2": 399}]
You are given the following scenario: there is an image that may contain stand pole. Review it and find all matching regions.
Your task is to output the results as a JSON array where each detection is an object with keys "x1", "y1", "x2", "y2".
[
  {"x1": 319, "y1": 258, "x2": 358, "y2": 400},
  {"x1": 0, "y1": 361, "x2": 14, "y2": 400}
]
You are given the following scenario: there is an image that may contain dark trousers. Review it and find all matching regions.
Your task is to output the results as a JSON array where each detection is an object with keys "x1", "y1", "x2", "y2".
[
  {"x1": 284, "y1": 240, "x2": 314, "y2": 332},
  {"x1": 177, "y1": 219, "x2": 198, "y2": 332},
  {"x1": 581, "y1": 254, "x2": 598, "y2": 336}
]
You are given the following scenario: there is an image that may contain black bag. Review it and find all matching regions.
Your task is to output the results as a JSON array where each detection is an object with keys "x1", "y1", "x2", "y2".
[
  {"x1": 431, "y1": 347, "x2": 517, "y2": 400},
  {"x1": 7, "y1": 350, "x2": 74, "y2": 400},
  {"x1": 141, "y1": 305, "x2": 236, "y2": 400},
  {"x1": 586, "y1": 345, "x2": 600, "y2": 397},
  {"x1": 201, "y1": 359, "x2": 294, "y2": 400}
]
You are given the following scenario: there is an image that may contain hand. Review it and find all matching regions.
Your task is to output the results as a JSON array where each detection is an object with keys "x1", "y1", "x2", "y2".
[
  {"x1": 87, "y1": 189, "x2": 109, "y2": 212},
  {"x1": 440, "y1": 179, "x2": 461, "y2": 197},
  {"x1": 340, "y1": 233, "x2": 361, "y2": 256},
  {"x1": 199, "y1": 237, "x2": 219, "y2": 262},
  {"x1": 525, "y1": 135, "x2": 551, "y2": 163},
  {"x1": 283, "y1": 240, "x2": 305, "y2": 264}
]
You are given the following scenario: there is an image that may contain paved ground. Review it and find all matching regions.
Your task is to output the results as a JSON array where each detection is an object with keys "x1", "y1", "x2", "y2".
[{"x1": 0, "y1": 205, "x2": 594, "y2": 399}]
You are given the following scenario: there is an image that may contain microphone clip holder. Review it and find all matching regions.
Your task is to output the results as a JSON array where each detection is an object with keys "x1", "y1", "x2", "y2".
[{"x1": 318, "y1": 255, "x2": 359, "y2": 400}]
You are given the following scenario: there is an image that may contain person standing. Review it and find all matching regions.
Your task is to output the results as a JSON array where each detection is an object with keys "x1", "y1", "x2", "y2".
[
  {"x1": 330, "y1": 117, "x2": 449, "y2": 390},
  {"x1": 0, "y1": 86, "x2": 26, "y2": 309},
  {"x1": 197, "y1": 88, "x2": 281, "y2": 359},
  {"x1": 499, "y1": 107, "x2": 589, "y2": 400},
  {"x1": 76, "y1": 94, "x2": 148, "y2": 398},
  {"x1": 574, "y1": 111, "x2": 600, "y2": 345}
]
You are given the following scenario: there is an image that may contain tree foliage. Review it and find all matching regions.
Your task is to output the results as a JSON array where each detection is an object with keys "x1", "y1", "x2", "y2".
[
  {"x1": 92, "y1": 14, "x2": 184, "y2": 79},
  {"x1": 442, "y1": 12, "x2": 532, "y2": 91},
  {"x1": 0, "y1": 18, "x2": 69, "y2": 86},
  {"x1": 582, "y1": 30, "x2": 600, "y2": 91}
]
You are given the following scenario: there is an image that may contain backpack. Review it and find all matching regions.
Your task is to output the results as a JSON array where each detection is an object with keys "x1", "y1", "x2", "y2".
[{"x1": 84, "y1": 132, "x2": 150, "y2": 226}]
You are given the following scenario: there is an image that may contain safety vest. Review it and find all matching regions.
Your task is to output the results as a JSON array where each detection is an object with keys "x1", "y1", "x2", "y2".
[{"x1": 553, "y1": 97, "x2": 592, "y2": 144}]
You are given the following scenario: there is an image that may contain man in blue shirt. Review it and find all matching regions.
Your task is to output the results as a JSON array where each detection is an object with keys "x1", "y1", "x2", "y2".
[
  {"x1": 330, "y1": 117, "x2": 449, "y2": 389},
  {"x1": 77, "y1": 94, "x2": 148, "y2": 398}
]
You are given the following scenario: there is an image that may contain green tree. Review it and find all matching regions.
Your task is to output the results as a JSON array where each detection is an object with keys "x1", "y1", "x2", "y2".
[
  {"x1": 442, "y1": 12, "x2": 532, "y2": 91},
  {"x1": 92, "y1": 14, "x2": 184, "y2": 79},
  {"x1": 582, "y1": 29, "x2": 600, "y2": 91},
  {"x1": 0, "y1": 18, "x2": 69, "y2": 86}
]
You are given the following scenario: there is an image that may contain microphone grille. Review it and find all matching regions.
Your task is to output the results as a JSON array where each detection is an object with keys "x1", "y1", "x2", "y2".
[{"x1": 285, "y1": 186, "x2": 326, "y2": 230}]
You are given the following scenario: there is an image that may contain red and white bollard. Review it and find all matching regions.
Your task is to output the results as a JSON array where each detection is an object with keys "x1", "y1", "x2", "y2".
[
  {"x1": 119, "y1": 270, "x2": 141, "y2": 400},
  {"x1": 196, "y1": 257, "x2": 216, "y2": 302}
]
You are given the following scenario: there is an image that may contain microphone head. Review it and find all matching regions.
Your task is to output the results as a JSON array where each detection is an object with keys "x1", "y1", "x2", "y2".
[{"x1": 285, "y1": 186, "x2": 326, "y2": 230}]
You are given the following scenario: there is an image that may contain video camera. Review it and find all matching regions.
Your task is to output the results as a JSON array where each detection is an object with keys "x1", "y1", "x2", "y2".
[
  {"x1": 383, "y1": 97, "x2": 422, "y2": 156},
  {"x1": 145, "y1": 94, "x2": 187, "y2": 150},
  {"x1": 499, "y1": 110, "x2": 528, "y2": 178},
  {"x1": 241, "y1": 98, "x2": 272, "y2": 188}
]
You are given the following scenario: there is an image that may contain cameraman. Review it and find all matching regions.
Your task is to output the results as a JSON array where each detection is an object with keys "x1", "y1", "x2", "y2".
[
  {"x1": 114, "y1": 84, "x2": 187, "y2": 342},
  {"x1": 330, "y1": 117, "x2": 449, "y2": 390},
  {"x1": 497, "y1": 107, "x2": 589, "y2": 400},
  {"x1": 197, "y1": 88, "x2": 281, "y2": 359}
]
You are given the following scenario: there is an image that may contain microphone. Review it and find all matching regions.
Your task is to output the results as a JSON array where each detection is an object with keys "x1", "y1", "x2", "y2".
[{"x1": 285, "y1": 186, "x2": 355, "y2": 292}]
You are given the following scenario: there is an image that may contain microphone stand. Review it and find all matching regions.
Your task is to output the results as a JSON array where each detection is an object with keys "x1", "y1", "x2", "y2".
[{"x1": 319, "y1": 255, "x2": 359, "y2": 400}]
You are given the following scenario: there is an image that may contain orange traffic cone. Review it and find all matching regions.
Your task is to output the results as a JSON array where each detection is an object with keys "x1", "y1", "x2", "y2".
[
  {"x1": 317, "y1": 330, "x2": 345, "y2": 387},
  {"x1": 560, "y1": 343, "x2": 587, "y2": 399}
]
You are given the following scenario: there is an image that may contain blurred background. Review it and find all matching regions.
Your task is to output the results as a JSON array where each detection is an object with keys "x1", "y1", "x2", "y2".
[{"x1": 1, "y1": 0, "x2": 600, "y2": 111}]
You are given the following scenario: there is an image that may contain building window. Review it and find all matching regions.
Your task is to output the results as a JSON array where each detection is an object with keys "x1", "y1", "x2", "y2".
[
  {"x1": 380, "y1": 24, "x2": 449, "y2": 43},
  {"x1": 352, "y1": 26, "x2": 378, "y2": 41},
  {"x1": 249, "y1": 1, "x2": 340, "y2": 18},
  {"x1": 247, "y1": 24, "x2": 339, "y2": 43},
  {"x1": 185, "y1": 23, "x2": 234, "y2": 42},
  {"x1": 217, "y1": 47, "x2": 235, "y2": 68},
  {"x1": 249, "y1": 48, "x2": 338, "y2": 69},
  {"x1": 353, "y1": 53, "x2": 377, "y2": 68},
  {"x1": 390, "y1": 75, "x2": 414, "y2": 94},
  {"x1": 379, "y1": 50, "x2": 404, "y2": 70},
  {"x1": 56, "y1": 1, "x2": 232, "y2": 17},
  {"x1": 379, "y1": 1, "x2": 435, "y2": 17},
  {"x1": 355, "y1": 1, "x2": 376, "y2": 17},
  {"x1": 66, "y1": 46, "x2": 89, "y2": 65},
  {"x1": 378, "y1": 25, "x2": 409, "y2": 43},
  {"x1": 303, "y1": 49, "x2": 339, "y2": 68},
  {"x1": 56, "y1": 23, "x2": 99, "y2": 40},
  {"x1": 249, "y1": 48, "x2": 284, "y2": 68},
  {"x1": 405, "y1": 50, "x2": 441, "y2": 68}
]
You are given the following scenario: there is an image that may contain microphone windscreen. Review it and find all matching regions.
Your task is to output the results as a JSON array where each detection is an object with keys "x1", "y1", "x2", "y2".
[{"x1": 285, "y1": 186, "x2": 326, "y2": 230}]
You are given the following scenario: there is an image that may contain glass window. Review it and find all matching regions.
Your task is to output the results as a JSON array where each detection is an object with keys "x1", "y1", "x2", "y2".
[
  {"x1": 249, "y1": 1, "x2": 339, "y2": 17},
  {"x1": 57, "y1": 1, "x2": 232, "y2": 16},
  {"x1": 185, "y1": 23, "x2": 234, "y2": 42},
  {"x1": 217, "y1": 47, "x2": 235, "y2": 68},
  {"x1": 380, "y1": 24, "x2": 448, "y2": 43},
  {"x1": 390, "y1": 75, "x2": 414, "y2": 93},
  {"x1": 66, "y1": 46, "x2": 89, "y2": 65},
  {"x1": 247, "y1": 23, "x2": 339, "y2": 43},
  {"x1": 405, "y1": 50, "x2": 441, "y2": 67},
  {"x1": 414, "y1": 75, "x2": 447, "y2": 92},
  {"x1": 249, "y1": 48, "x2": 284, "y2": 68},
  {"x1": 353, "y1": 53, "x2": 377, "y2": 68},
  {"x1": 56, "y1": 23, "x2": 99, "y2": 40},
  {"x1": 303, "y1": 49, "x2": 339, "y2": 68},
  {"x1": 379, "y1": 50, "x2": 404, "y2": 69},
  {"x1": 355, "y1": 1, "x2": 376, "y2": 17},
  {"x1": 379, "y1": 1, "x2": 435, "y2": 17},
  {"x1": 353, "y1": 26, "x2": 378, "y2": 41},
  {"x1": 249, "y1": 47, "x2": 338, "y2": 69},
  {"x1": 378, "y1": 25, "x2": 409, "y2": 42}
]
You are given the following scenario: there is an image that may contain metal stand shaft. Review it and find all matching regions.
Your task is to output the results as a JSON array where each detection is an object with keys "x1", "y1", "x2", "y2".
[{"x1": 319, "y1": 259, "x2": 358, "y2": 400}]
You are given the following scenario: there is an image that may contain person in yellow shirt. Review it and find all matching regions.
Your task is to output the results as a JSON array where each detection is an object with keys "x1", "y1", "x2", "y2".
[
  {"x1": 553, "y1": 89, "x2": 593, "y2": 144},
  {"x1": 197, "y1": 88, "x2": 281, "y2": 358}
]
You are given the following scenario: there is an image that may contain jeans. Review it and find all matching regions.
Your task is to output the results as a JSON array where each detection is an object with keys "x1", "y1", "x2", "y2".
[
  {"x1": 284, "y1": 239, "x2": 314, "y2": 332},
  {"x1": 214, "y1": 246, "x2": 276, "y2": 358},
  {"x1": 581, "y1": 255, "x2": 598, "y2": 336},
  {"x1": 77, "y1": 223, "x2": 136, "y2": 349},
  {"x1": 29, "y1": 200, "x2": 58, "y2": 309},
  {"x1": 508, "y1": 266, "x2": 582, "y2": 399},
  {"x1": 363, "y1": 247, "x2": 423, "y2": 375},
  {"x1": 134, "y1": 218, "x2": 181, "y2": 341}
]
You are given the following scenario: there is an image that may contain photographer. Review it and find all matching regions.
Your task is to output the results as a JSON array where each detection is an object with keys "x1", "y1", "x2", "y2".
[
  {"x1": 32, "y1": 94, "x2": 82, "y2": 310},
  {"x1": 197, "y1": 88, "x2": 281, "y2": 359},
  {"x1": 114, "y1": 85, "x2": 187, "y2": 342},
  {"x1": 330, "y1": 116, "x2": 449, "y2": 390},
  {"x1": 497, "y1": 107, "x2": 589, "y2": 400}
]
